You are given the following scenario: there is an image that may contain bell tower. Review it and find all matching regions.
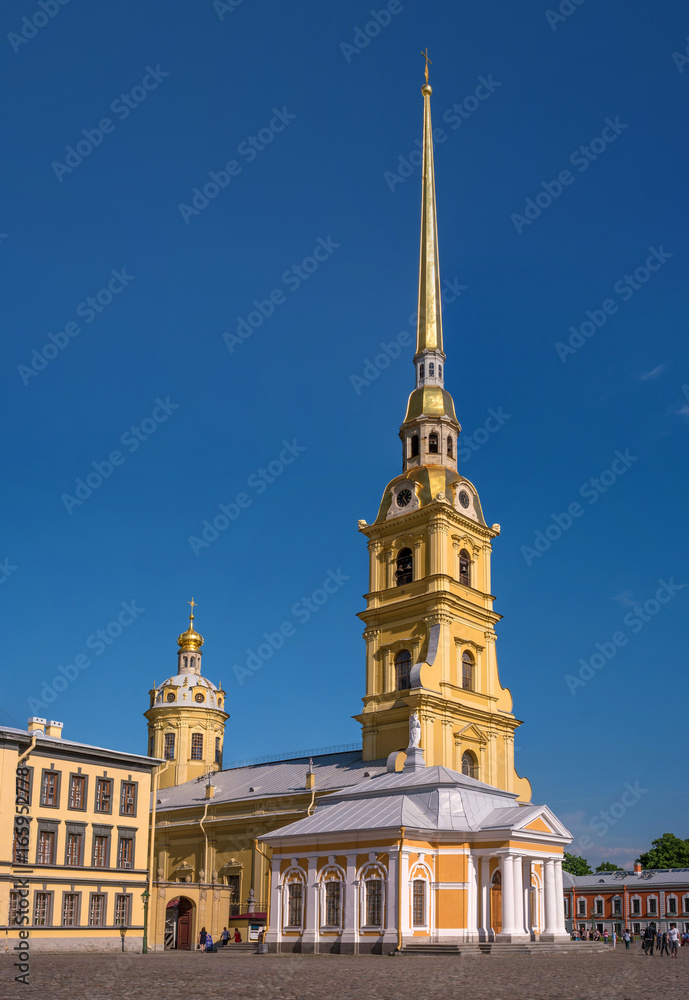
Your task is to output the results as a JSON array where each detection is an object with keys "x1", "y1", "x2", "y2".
[
  {"x1": 145, "y1": 601, "x2": 229, "y2": 789},
  {"x1": 355, "y1": 73, "x2": 531, "y2": 802}
]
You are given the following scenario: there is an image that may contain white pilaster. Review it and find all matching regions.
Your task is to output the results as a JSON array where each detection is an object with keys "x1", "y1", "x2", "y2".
[
  {"x1": 499, "y1": 855, "x2": 515, "y2": 937},
  {"x1": 466, "y1": 854, "x2": 478, "y2": 942},
  {"x1": 382, "y1": 848, "x2": 399, "y2": 953},
  {"x1": 512, "y1": 854, "x2": 524, "y2": 935},
  {"x1": 301, "y1": 857, "x2": 319, "y2": 953},
  {"x1": 552, "y1": 859, "x2": 567, "y2": 936},
  {"x1": 265, "y1": 859, "x2": 282, "y2": 951},
  {"x1": 479, "y1": 856, "x2": 491, "y2": 941},
  {"x1": 340, "y1": 855, "x2": 358, "y2": 954}
]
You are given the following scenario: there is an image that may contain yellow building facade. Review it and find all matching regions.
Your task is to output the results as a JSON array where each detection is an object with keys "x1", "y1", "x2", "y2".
[{"x1": 0, "y1": 718, "x2": 160, "y2": 953}]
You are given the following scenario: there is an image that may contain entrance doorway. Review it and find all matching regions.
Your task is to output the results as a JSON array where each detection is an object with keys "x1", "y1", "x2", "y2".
[
  {"x1": 165, "y1": 897, "x2": 194, "y2": 950},
  {"x1": 491, "y1": 870, "x2": 502, "y2": 935}
]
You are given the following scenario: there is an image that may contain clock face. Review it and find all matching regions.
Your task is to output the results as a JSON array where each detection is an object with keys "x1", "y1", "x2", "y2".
[
  {"x1": 195, "y1": 693, "x2": 205, "y2": 703},
  {"x1": 397, "y1": 488, "x2": 412, "y2": 508},
  {"x1": 458, "y1": 490, "x2": 470, "y2": 509}
]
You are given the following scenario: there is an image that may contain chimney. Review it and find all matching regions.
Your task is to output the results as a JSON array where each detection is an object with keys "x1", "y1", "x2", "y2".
[
  {"x1": 634, "y1": 863, "x2": 642, "y2": 874},
  {"x1": 45, "y1": 721, "x2": 63, "y2": 738},
  {"x1": 27, "y1": 717, "x2": 46, "y2": 734},
  {"x1": 205, "y1": 781, "x2": 215, "y2": 799}
]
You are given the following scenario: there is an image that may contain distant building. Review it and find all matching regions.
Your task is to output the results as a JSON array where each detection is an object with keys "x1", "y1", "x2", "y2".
[
  {"x1": 563, "y1": 864, "x2": 689, "y2": 936},
  {"x1": 1, "y1": 718, "x2": 160, "y2": 951}
]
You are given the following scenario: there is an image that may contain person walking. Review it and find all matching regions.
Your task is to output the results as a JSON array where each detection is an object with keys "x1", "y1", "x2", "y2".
[
  {"x1": 668, "y1": 924, "x2": 680, "y2": 959},
  {"x1": 660, "y1": 931, "x2": 669, "y2": 956},
  {"x1": 220, "y1": 927, "x2": 230, "y2": 947},
  {"x1": 233, "y1": 927, "x2": 242, "y2": 944},
  {"x1": 623, "y1": 929, "x2": 631, "y2": 950},
  {"x1": 199, "y1": 926, "x2": 207, "y2": 952}
]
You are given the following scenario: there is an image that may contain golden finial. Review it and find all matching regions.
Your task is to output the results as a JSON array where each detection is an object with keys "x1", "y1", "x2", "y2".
[
  {"x1": 188, "y1": 597, "x2": 197, "y2": 620},
  {"x1": 178, "y1": 599, "x2": 204, "y2": 651},
  {"x1": 421, "y1": 48, "x2": 432, "y2": 84}
]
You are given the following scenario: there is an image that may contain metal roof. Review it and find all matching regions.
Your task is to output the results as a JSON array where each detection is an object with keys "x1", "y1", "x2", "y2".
[
  {"x1": 564, "y1": 869, "x2": 689, "y2": 889},
  {"x1": 155, "y1": 750, "x2": 388, "y2": 810},
  {"x1": 0, "y1": 725, "x2": 162, "y2": 766}
]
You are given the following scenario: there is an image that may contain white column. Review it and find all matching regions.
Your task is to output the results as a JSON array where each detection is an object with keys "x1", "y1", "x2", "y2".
[
  {"x1": 512, "y1": 854, "x2": 524, "y2": 936},
  {"x1": 399, "y1": 849, "x2": 410, "y2": 946},
  {"x1": 382, "y1": 848, "x2": 399, "y2": 953},
  {"x1": 542, "y1": 858, "x2": 557, "y2": 936},
  {"x1": 523, "y1": 859, "x2": 533, "y2": 937},
  {"x1": 266, "y1": 859, "x2": 282, "y2": 951},
  {"x1": 552, "y1": 859, "x2": 567, "y2": 935},
  {"x1": 500, "y1": 855, "x2": 515, "y2": 936},
  {"x1": 479, "y1": 857, "x2": 491, "y2": 940},
  {"x1": 301, "y1": 857, "x2": 319, "y2": 952},
  {"x1": 466, "y1": 854, "x2": 478, "y2": 942},
  {"x1": 341, "y1": 855, "x2": 358, "y2": 954}
]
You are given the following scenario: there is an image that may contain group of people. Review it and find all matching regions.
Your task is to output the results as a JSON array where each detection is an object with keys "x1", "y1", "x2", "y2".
[
  {"x1": 641, "y1": 924, "x2": 683, "y2": 958},
  {"x1": 198, "y1": 926, "x2": 242, "y2": 952}
]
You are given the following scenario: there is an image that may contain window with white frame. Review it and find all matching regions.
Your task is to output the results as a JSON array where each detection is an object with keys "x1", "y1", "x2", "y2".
[
  {"x1": 613, "y1": 897, "x2": 622, "y2": 915},
  {"x1": 683, "y1": 896, "x2": 689, "y2": 913},
  {"x1": 33, "y1": 892, "x2": 50, "y2": 926},
  {"x1": 577, "y1": 898, "x2": 586, "y2": 916},
  {"x1": 648, "y1": 896, "x2": 658, "y2": 915},
  {"x1": 412, "y1": 880, "x2": 426, "y2": 926},
  {"x1": 365, "y1": 879, "x2": 382, "y2": 927},
  {"x1": 564, "y1": 897, "x2": 569, "y2": 918},
  {"x1": 667, "y1": 895, "x2": 678, "y2": 915},
  {"x1": 324, "y1": 882, "x2": 341, "y2": 927},
  {"x1": 287, "y1": 882, "x2": 303, "y2": 927},
  {"x1": 631, "y1": 896, "x2": 641, "y2": 915},
  {"x1": 595, "y1": 897, "x2": 604, "y2": 915}
]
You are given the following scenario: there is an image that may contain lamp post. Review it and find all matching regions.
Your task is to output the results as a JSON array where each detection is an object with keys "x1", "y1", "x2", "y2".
[
  {"x1": 119, "y1": 925, "x2": 127, "y2": 953},
  {"x1": 141, "y1": 888, "x2": 150, "y2": 955}
]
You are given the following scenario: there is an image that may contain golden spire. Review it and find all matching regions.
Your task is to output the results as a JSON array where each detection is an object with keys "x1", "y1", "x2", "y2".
[
  {"x1": 178, "y1": 598, "x2": 204, "y2": 652},
  {"x1": 416, "y1": 53, "x2": 444, "y2": 356}
]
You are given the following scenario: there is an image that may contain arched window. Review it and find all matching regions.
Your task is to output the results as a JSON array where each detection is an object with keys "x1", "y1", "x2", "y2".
[
  {"x1": 395, "y1": 650, "x2": 411, "y2": 690},
  {"x1": 411, "y1": 434, "x2": 419, "y2": 458},
  {"x1": 396, "y1": 547, "x2": 413, "y2": 585},
  {"x1": 428, "y1": 432, "x2": 439, "y2": 454},
  {"x1": 287, "y1": 881, "x2": 303, "y2": 927},
  {"x1": 190, "y1": 657, "x2": 195, "y2": 670},
  {"x1": 419, "y1": 363, "x2": 425, "y2": 380},
  {"x1": 459, "y1": 549, "x2": 470, "y2": 586},
  {"x1": 462, "y1": 651, "x2": 474, "y2": 691},
  {"x1": 447, "y1": 436, "x2": 453, "y2": 457},
  {"x1": 183, "y1": 655, "x2": 188, "y2": 668},
  {"x1": 412, "y1": 880, "x2": 426, "y2": 926},
  {"x1": 461, "y1": 750, "x2": 478, "y2": 779},
  {"x1": 429, "y1": 362, "x2": 435, "y2": 377},
  {"x1": 190, "y1": 733, "x2": 203, "y2": 760},
  {"x1": 365, "y1": 879, "x2": 383, "y2": 927}
]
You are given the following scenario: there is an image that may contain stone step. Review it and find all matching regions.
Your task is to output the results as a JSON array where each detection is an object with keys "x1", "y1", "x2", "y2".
[{"x1": 213, "y1": 943, "x2": 258, "y2": 954}]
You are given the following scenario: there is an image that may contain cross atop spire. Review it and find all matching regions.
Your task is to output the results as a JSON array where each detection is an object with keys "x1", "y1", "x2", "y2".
[{"x1": 421, "y1": 47, "x2": 432, "y2": 84}]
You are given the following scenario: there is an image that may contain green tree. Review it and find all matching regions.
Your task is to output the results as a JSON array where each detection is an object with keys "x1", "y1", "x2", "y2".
[
  {"x1": 595, "y1": 861, "x2": 621, "y2": 872},
  {"x1": 563, "y1": 852, "x2": 592, "y2": 875},
  {"x1": 637, "y1": 833, "x2": 689, "y2": 869}
]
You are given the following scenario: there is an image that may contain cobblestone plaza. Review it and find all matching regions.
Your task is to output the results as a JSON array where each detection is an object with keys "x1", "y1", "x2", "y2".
[{"x1": 3, "y1": 947, "x2": 687, "y2": 1000}]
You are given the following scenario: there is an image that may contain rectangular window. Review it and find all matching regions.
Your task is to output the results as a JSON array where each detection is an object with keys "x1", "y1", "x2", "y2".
[
  {"x1": 66, "y1": 833, "x2": 82, "y2": 867},
  {"x1": 95, "y1": 778, "x2": 112, "y2": 813},
  {"x1": 89, "y1": 894, "x2": 105, "y2": 927},
  {"x1": 191, "y1": 733, "x2": 203, "y2": 760},
  {"x1": 564, "y1": 898, "x2": 569, "y2": 918},
  {"x1": 683, "y1": 898, "x2": 689, "y2": 913},
  {"x1": 577, "y1": 899, "x2": 586, "y2": 916},
  {"x1": 8, "y1": 891, "x2": 22, "y2": 926},
  {"x1": 114, "y1": 895, "x2": 130, "y2": 926},
  {"x1": 648, "y1": 898, "x2": 657, "y2": 915},
  {"x1": 668, "y1": 897, "x2": 677, "y2": 914},
  {"x1": 632, "y1": 899, "x2": 640, "y2": 915},
  {"x1": 117, "y1": 837, "x2": 133, "y2": 869},
  {"x1": 69, "y1": 775, "x2": 86, "y2": 809},
  {"x1": 12, "y1": 823, "x2": 29, "y2": 864},
  {"x1": 412, "y1": 880, "x2": 426, "y2": 926},
  {"x1": 613, "y1": 898, "x2": 621, "y2": 915},
  {"x1": 164, "y1": 733, "x2": 175, "y2": 760},
  {"x1": 62, "y1": 893, "x2": 78, "y2": 927},
  {"x1": 215, "y1": 737, "x2": 222, "y2": 765},
  {"x1": 33, "y1": 892, "x2": 50, "y2": 926},
  {"x1": 366, "y1": 879, "x2": 382, "y2": 927},
  {"x1": 595, "y1": 899, "x2": 604, "y2": 915},
  {"x1": 92, "y1": 835, "x2": 108, "y2": 868},
  {"x1": 120, "y1": 782, "x2": 136, "y2": 815},
  {"x1": 40, "y1": 770, "x2": 59, "y2": 807},
  {"x1": 37, "y1": 830, "x2": 55, "y2": 865},
  {"x1": 324, "y1": 882, "x2": 341, "y2": 926},
  {"x1": 287, "y1": 883, "x2": 302, "y2": 926},
  {"x1": 149, "y1": 735, "x2": 155, "y2": 757}
]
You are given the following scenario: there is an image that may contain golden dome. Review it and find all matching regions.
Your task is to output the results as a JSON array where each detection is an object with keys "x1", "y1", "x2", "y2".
[{"x1": 177, "y1": 600, "x2": 204, "y2": 652}]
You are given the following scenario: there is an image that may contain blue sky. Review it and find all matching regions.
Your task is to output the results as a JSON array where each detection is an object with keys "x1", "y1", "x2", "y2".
[{"x1": 2, "y1": 0, "x2": 687, "y2": 867}]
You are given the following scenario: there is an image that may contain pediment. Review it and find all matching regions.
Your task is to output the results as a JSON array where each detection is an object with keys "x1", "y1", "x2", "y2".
[{"x1": 454, "y1": 722, "x2": 489, "y2": 745}]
